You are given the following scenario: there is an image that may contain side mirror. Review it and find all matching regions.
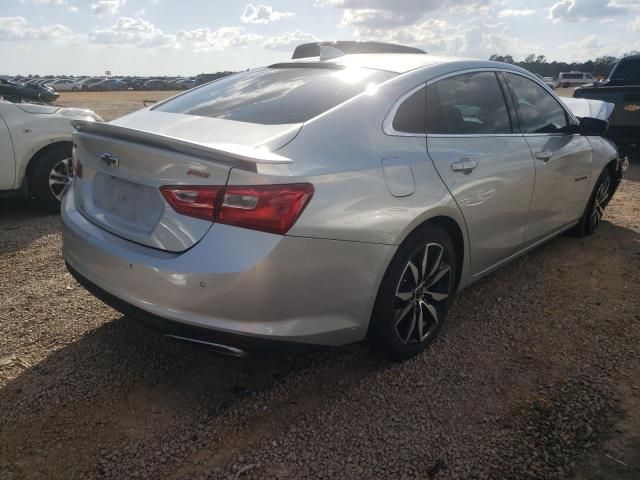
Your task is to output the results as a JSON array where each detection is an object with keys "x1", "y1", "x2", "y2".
[{"x1": 580, "y1": 117, "x2": 608, "y2": 136}]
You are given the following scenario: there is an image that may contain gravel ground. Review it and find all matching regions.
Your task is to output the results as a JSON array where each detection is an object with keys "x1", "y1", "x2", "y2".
[{"x1": 0, "y1": 91, "x2": 639, "y2": 479}]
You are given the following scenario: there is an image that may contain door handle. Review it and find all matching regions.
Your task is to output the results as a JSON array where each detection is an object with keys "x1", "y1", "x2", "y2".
[
  {"x1": 535, "y1": 150, "x2": 553, "y2": 162},
  {"x1": 451, "y1": 158, "x2": 478, "y2": 173}
]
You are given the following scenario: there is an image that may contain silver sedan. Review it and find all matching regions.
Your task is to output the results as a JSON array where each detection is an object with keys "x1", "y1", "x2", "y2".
[{"x1": 62, "y1": 48, "x2": 624, "y2": 359}]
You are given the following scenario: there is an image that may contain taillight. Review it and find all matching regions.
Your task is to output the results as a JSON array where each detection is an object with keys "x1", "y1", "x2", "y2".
[
  {"x1": 160, "y1": 184, "x2": 314, "y2": 235},
  {"x1": 160, "y1": 186, "x2": 222, "y2": 221}
]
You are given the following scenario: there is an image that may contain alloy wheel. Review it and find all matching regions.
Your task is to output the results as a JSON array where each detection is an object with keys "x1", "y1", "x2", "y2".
[
  {"x1": 48, "y1": 157, "x2": 73, "y2": 201},
  {"x1": 393, "y1": 242, "x2": 452, "y2": 345},
  {"x1": 590, "y1": 175, "x2": 610, "y2": 233}
]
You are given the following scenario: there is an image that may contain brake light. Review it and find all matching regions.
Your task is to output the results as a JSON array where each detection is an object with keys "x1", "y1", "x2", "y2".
[
  {"x1": 160, "y1": 184, "x2": 314, "y2": 235},
  {"x1": 160, "y1": 186, "x2": 222, "y2": 221}
]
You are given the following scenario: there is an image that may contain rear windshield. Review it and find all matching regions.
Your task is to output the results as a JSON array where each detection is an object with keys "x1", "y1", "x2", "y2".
[
  {"x1": 610, "y1": 59, "x2": 640, "y2": 84},
  {"x1": 154, "y1": 66, "x2": 395, "y2": 125}
]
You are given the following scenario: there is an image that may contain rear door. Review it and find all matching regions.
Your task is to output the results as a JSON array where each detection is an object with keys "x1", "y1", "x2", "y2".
[
  {"x1": 503, "y1": 72, "x2": 592, "y2": 244},
  {"x1": 0, "y1": 107, "x2": 15, "y2": 190},
  {"x1": 426, "y1": 71, "x2": 536, "y2": 275}
]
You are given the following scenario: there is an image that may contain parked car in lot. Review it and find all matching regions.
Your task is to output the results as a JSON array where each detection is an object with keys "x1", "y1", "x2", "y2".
[
  {"x1": 535, "y1": 74, "x2": 557, "y2": 90},
  {"x1": 174, "y1": 79, "x2": 195, "y2": 90},
  {"x1": 0, "y1": 100, "x2": 102, "y2": 211},
  {"x1": 87, "y1": 79, "x2": 128, "y2": 91},
  {"x1": 574, "y1": 54, "x2": 640, "y2": 152},
  {"x1": 0, "y1": 78, "x2": 59, "y2": 103},
  {"x1": 62, "y1": 43, "x2": 626, "y2": 359},
  {"x1": 45, "y1": 78, "x2": 82, "y2": 92},
  {"x1": 559, "y1": 71, "x2": 595, "y2": 87},
  {"x1": 80, "y1": 77, "x2": 105, "y2": 90},
  {"x1": 144, "y1": 79, "x2": 168, "y2": 90}
]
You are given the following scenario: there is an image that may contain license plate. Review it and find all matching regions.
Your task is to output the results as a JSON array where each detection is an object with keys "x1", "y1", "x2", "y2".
[{"x1": 94, "y1": 175, "x2": 156, "y2": 228}]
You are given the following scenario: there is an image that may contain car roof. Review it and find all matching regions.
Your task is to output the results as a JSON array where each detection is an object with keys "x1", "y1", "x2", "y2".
[{"x1": 283, "y1": 53, "x2": 505, "y2": 74}]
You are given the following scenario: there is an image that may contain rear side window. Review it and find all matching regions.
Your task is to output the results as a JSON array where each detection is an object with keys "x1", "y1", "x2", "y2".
[
  {"x1": 392, "y1": 86, "x2": 426, "y2": 134},
  {"x1": 426, "y1": 72, "x2": 512, "y2": 135},
  {"x1": 505, "y1": 73, "x2": 569, "y2": 134},
  {"x1": 610, "y1": 60, "x2": 640, "y2": 83},
  {"x1": 155, "y1": 67, "x2": 395, "y2": 125}
]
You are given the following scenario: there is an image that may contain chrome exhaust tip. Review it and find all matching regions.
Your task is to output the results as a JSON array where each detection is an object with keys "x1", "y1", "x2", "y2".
[{"x1": 163, "y1": 335, "x2": 248, "y2": 358}]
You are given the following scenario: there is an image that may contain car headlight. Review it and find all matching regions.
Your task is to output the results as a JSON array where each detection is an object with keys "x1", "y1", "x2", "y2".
[{"x1": 57, "y1": 107, "x2": 104, "y2": 122}]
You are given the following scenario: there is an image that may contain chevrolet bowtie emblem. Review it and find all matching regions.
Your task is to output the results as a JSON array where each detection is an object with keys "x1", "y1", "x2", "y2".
[{"x1": 624, "y1": 104, "x2": 640, "y2": 112}]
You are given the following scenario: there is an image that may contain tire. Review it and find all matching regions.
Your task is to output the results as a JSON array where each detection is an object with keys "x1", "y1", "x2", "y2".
[
  {"x1": 71, "y1": 87, "x2": 79, "y2": 92},
  {"x1": 30, "y1": 145, "x2": 73, "y2": 213},
  {"x1": 573, "y1": 168, "x2": 612, "y2": 237},
  {"x1": 368, "y1": 224, "x2": 458, "y2": 360}
]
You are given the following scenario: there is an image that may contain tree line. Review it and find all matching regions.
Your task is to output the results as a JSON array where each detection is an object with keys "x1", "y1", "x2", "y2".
[{"x1": 489, "y1": 52, "x2": 639, "y2": 78}]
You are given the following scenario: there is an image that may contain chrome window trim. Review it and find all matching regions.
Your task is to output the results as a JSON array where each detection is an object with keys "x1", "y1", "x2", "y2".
[
  {"x1": 382, "y1": 83, "x2": 427, "y2": 137},
  {"x1": 383, "y1": 66, "x2": 578, "y2": 138}
]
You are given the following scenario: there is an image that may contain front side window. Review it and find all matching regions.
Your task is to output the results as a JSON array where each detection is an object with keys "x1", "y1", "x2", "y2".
[
  {"x1": 505, "y1": 73, "x2": 569, "y2": 134},
  {"x1": 156, "y1": 66, "x2": 395, "y2": 125},
  {"x1": 426, "y1": 71, "x2": 512, "y2": 135}
]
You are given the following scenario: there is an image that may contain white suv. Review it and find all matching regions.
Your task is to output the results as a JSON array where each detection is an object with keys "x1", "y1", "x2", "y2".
[{"x1": 0, "y1": 100, "x2": 102, "y2": 211}]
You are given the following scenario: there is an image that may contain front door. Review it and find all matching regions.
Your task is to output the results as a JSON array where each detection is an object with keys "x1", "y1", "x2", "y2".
[
  {"x1": 502, "y1": 72, "x2": 593, "y2": 243},
  {"x1": 0, "y1": 109, "x2": 15, "y2": 190},
  {"x1": 426, "y1": 71, "x2": 536, "y2": 275}
]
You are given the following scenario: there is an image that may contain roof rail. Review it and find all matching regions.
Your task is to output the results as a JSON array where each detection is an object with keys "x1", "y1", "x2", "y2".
[{"x1": 292, "y1": 41, "x2": 426, "y2": 60}]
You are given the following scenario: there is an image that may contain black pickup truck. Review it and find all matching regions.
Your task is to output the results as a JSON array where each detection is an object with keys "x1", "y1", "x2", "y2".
[{"x1": 574, "y1": 54, "x2": 640, "y2": 152}]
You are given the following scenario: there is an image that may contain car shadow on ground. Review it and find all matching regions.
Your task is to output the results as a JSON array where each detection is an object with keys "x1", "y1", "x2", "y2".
[{"x1": 0, "y1": 197, "x2": 60, "y2": 254}]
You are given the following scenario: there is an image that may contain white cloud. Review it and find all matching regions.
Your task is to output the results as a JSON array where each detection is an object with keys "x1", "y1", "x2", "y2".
[
  {"x1": 241, "y1": 3, "x2": 295, "y2": 24},
  {"x1": 346, "y1": 17, "x2": 533, "y2": 60},
  {"x1": 177, "y1": 26, "x2": 261, "y2": 51},
  {"x1": 89, "y1": 17, "x2": 177, "y2": 48},
  {"x1": 498, "y1": 8, "x2": 535, "y2": 17},
  {"x1": 0, "y1": 16, "x2": 75, "y2": 41},
  {"x1": 549, "y1": 0, "x2": 627, "y2": 21},
  {"x1": 631, "y1": 15, "x2": 640, "y2": 30},
  {"x1": 91, "y1": 0, "x2": 127, "y2": 16},
  {"x1": 316, "y1": 0, "x2": 494, "y2": 28},
  {"x1": 262, "y1": 30, "x2": 317, "y2": 50}
]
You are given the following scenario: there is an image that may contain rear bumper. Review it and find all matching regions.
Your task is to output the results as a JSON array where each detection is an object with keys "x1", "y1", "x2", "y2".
[
  {"x1": 66, "y1": 262, "x2": 321, "y2": 355},
  {"x1": 61, "y1": 188, "x2": 395, "y2": 347}
]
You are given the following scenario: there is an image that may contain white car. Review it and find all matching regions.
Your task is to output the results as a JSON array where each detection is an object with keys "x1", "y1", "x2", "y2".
[
  {"x1": 0, "y1": 100, "x2": 102, "y2": 211},
  {"x1": 44, "y1": 79, "x2": 82, "y2": 92},
  {"x1": 543, "y1": 76, "x2": 558, "y2": 89}
]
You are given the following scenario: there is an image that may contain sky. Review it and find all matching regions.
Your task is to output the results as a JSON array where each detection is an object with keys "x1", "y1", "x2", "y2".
[{"x1": 1, "y1": 0, "x2": 639, "y2": 76}]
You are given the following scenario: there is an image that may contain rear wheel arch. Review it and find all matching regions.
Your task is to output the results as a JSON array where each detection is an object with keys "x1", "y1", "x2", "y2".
[{"x1": 394, "y1": 215, "x2": 465, "y2": 292}]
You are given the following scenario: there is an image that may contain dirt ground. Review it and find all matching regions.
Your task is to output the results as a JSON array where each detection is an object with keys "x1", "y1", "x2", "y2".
[
  {"x1": 0, "y1": 90, "x2": 639, "y2": 479},
  {"x1": 53, "y1": 90, "x2": 180, "y2": 121}
]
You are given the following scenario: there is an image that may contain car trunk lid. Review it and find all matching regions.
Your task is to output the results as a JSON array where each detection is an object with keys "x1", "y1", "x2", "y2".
[{"x1": 71, "y1": 112, "x2": 298, "y2": 252}]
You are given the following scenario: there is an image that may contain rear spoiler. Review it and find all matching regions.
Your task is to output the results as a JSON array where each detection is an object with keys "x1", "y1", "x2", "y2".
[{"x1": 71, "y1": 120, "x2": 293, "y2": 166}]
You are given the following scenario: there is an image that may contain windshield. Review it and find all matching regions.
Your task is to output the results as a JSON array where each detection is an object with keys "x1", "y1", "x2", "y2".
[{"x1": 155, "y1": 66, "x2": 395, "y2": 125}]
